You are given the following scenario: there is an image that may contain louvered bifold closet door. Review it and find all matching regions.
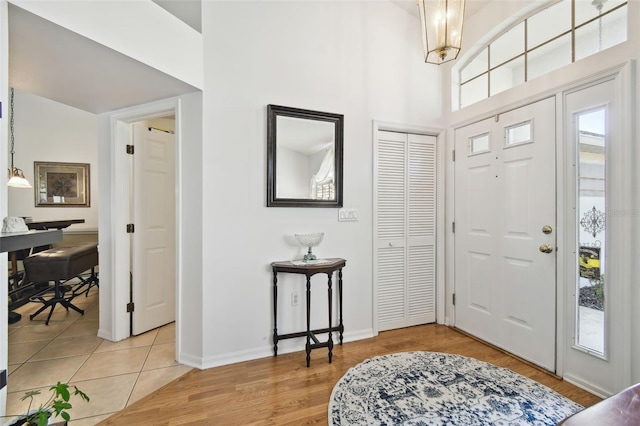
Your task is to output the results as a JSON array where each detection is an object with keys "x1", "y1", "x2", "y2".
[
  {"x1": 406, "y1": 134, "x2": 436, "y2": 326},
  {"x1": 376, "y1": 131, "x2": 407, "y2": 331},
  {"x1": 375, "y1": 130, "x2": 436, "y2": 332}
]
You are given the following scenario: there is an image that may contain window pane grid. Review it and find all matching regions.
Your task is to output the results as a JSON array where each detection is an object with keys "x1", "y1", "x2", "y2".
[
  {"x1": 575, "y1": 0, "x2": 626, "y2": 26},
  {"x1": 490, "y1": 22, "x2": 525, "y2": 68},
  {"x1": 574, "y1": 1, "x2": 627, "y2": 30},
  {"x1": 461, "y1": 47, "x2": 489, "y2": 83},
  {"x1": 527, "y1": 0, "x2": 572, "y2": 49},
  {"x1": 460, "y1": 74, "x2": 489, "y2": 108},
  {"x1": 490, "y1": 56, "x2": 525, "y2": 97},
  {"x1": 457, "y1": 0, "x2": 627, "y2": 109},
  {"x1": 528, "y1": 33, "x2": 572, "y2": 81},
  {"x1": 487, "y1": 53, "x2": 526, "y2": 74}
]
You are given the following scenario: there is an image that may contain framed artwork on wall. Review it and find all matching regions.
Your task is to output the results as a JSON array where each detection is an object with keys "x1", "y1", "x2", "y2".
[{"x1": 34, "y1": 161, "x2": 90, "y2": 207}]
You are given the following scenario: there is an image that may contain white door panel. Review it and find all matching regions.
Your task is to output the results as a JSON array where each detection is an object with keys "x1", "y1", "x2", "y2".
[
  {"x1": 455, "y1": 120, "x2": 499, "y2": 344},
  {"x1": 455, "y1": 97, "x2": 556, "y2": 371},
  {"x1": 132, "y1": 123, "x2": 176, "y2": 335}
]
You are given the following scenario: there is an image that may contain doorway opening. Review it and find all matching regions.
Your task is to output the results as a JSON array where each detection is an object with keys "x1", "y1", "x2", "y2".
[{"x1": 99, "y1": 97, "x2": 182, "y2": 352}]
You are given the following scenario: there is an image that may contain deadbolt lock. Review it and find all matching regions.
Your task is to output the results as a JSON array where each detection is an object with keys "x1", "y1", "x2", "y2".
[
  {"x1": 539, "y1": 244, "x2": 554, "y2": 254},
  {"x1": 542, "y1": 225, "x2": 553, "y2": 234}
]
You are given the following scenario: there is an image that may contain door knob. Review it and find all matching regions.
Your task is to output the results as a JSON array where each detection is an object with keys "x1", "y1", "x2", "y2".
[{"x1": 539, "y1": 244, "x2": 553, "y2": 253}]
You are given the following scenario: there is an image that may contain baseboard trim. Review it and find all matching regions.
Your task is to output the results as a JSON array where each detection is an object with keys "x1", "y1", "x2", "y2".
[
  {"x1": 563, "y1": 374, "x2": 612, "y2": 399},
  {"x1": 177, "y1": 353, "x2": 206, "y2": 370},
  {"x1": 193, "y1": 328, "x2": 375, "y2": 370},
  {"x1": 96, "y1": 328, "x2": 114, "y2": 341}
]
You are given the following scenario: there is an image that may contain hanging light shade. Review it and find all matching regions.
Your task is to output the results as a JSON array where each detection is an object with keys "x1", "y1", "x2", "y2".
[
  {"x1": 8, "y1": 167, "x2": 31, "y2": 188},
  {"x1": 418, "y1": 0, "x2": 466, "y2": 65},
  {"x1": 7, "y1": 87, "x2": 32, "y2": 188}
]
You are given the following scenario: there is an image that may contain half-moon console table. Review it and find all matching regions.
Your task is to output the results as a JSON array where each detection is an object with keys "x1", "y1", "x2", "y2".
[{"x1": 271, "y1": 258, "x2": 346, "y2": 367}]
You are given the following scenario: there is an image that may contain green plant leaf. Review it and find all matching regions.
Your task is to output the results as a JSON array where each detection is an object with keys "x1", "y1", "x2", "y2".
[
  {"x1": 20, "y1": 390, "x2": 41, "y2": 401},
  {"x1": 36, "y1": 410, "x2": 50, "y2": 426},
  {"x1": 52, "y1": 400, "x2": 72, "y2": 414},
  {"x1": 10, "y1": 382, "x2": 89, "y2": 425},
  {"x1": 74, "y1": 387, "x2": 91, "y2": 403},
  {"x1": 51, "y1": 382, "x2": 71, "y2": 402}
]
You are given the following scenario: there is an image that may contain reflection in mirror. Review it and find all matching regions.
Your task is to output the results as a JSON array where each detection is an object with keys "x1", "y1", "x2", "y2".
[
  {"x1": 267, "y1": 105, "x2": 343, "y2": 207},
  {"x1": 576, "y1": 107, "x2": 605, "y2": 355},
  {"x1": 275, "y1": 116, "x2": 335, "y2": 199}
]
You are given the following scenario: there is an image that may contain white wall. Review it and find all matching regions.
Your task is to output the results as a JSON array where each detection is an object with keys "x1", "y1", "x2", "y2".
[
  {"x1": 8, "y1": 0, "x2": 203, "y2": 90},
  {"x1": 7, "y1": 89, "x2": 98, "y2": 231},
  {"x1": 175, "y1": 91, "x2": 204, "y2": 365},
  {"x1": 199, "y1": 0, "x2": 442, "y2": 366}
]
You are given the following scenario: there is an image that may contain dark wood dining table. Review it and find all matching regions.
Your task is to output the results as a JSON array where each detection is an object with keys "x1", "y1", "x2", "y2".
[{"x1": 25, "y1": 219, "x2": 85, "y2": 230}]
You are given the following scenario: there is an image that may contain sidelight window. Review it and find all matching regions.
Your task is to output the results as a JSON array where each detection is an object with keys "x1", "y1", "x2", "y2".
[{"x1": 575, "y1": 107, "x2": 606, "y2": 355}]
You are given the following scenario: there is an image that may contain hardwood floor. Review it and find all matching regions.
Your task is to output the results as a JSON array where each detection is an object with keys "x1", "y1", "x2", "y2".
[{"x1": 99, "y1": 324, "x2": 601, "y2": 425}]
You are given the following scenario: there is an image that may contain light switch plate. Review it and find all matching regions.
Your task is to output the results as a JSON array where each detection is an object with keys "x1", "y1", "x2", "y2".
[{"x1": 338, "y1": 208, "x2": 358, "y2": 222}]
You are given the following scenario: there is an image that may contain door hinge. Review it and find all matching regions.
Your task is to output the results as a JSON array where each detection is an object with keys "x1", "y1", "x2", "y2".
[
  {"x1": 452, "y1": 293, "x2": 456, "y2": 306},
  {"x1": 126, "y1": 144, "x2": 134, "y2": 155},
  {"x1": 452, "y1": 222, "x2": 455, "y2": 233},
  {"x1": 126, "y1": 302, "x2": 135, "y2": 313},
  {"x1": 452, "y1": 149, "x2": 456, "y2": 161},
  {"x1": 126, "y1": 223, "x2": 135, "y2": 233}
]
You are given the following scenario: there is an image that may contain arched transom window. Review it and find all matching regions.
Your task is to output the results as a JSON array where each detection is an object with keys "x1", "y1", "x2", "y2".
[{"x1": 458, "y1": 0, "x2": 628, "y2": 109}]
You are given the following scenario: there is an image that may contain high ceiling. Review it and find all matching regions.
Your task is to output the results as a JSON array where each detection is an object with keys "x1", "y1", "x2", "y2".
[
  {"x1": 391, "y1": 0, "x2": 488, "y2": 18},
  {"x1": 8, "y1": 1, "x2": 486, "y2": 115},
  {"x1": 152, "y1": 0, "x2": 201, "y2": 33},
  {"x1": 8, "y1": 3, "x2": 200, "y2": 114}
]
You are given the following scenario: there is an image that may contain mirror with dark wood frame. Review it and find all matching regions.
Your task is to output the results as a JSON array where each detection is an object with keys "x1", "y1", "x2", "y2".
[{"x1": 267, "y1": 104, "x2": 344, "y2": 207}]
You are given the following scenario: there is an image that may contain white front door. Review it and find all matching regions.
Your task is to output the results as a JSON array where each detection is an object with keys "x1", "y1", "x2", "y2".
[
  {"x1": 131, "y1": 123, "x2": 176, "y2": 335},
  {"x1": 454, "y1": 97, "x2": 556, "y2": 371}
]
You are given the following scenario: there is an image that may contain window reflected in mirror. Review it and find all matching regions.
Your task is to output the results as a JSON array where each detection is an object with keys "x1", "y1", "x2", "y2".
[{"x1": 576, "y1": 107, "x2": 605, "y2": 355}]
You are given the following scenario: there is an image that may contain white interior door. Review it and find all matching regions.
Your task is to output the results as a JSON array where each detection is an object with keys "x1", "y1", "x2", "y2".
[
  {"x1": 132, "y1": 123, "x2": 176, "y2": 335},
  {"x1": 375, "y1": 130, "x2": 436, "y2": 332},
  {"x1": 454, "y1": 97, "x2": 556, "y2": 370}
]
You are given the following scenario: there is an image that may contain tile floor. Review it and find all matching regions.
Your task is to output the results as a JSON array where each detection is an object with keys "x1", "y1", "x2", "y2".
[{"x1": 6, "y1": 286, "x2": 192, "y2": 425}]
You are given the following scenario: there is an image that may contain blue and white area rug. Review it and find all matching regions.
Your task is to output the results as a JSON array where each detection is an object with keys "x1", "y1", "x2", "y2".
[{"x1": 328, "y1": 352, "x2": 583, "y2": 425}]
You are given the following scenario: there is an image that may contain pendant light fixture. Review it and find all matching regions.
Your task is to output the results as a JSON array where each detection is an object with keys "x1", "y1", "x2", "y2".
[
  {"x1": 418, "y1": 0, "x2": 466, "y2": 65},
  {"x1": 7, "y1": 87, "x2": 32, "y2": 188}
]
